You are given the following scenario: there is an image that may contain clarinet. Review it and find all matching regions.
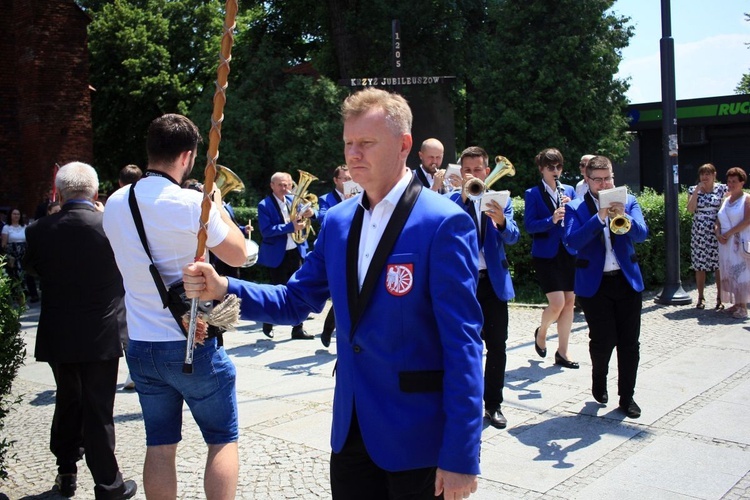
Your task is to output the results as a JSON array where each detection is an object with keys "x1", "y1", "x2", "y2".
[{"x1": 555, "y1": 177, "x2": 565, "y2": 227}]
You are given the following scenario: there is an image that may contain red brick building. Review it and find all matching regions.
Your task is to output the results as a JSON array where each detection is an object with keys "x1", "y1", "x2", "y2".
[{"x1": 0, "y1": 0, "x2": 93, "y2": 219}]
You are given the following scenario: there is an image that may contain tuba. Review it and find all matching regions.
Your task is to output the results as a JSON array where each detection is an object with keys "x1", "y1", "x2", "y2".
[
  {"x1": 214, "y1": 165, "x2": 245, "y2": 198},
  {"x1": 466, "y1": 155, "x2": 516, "y2": 200},
  {"x1": 290, "y1": 169, "x2": 319, "y2": 244}
]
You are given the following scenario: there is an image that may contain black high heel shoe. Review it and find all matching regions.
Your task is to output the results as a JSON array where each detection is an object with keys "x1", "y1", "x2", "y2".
[
  {"x1": 554, "y1": 351, "x2": 579, "y2": 369},
  {"x1": 534, "y1": 327, "x2": 547, "y2": 358}
]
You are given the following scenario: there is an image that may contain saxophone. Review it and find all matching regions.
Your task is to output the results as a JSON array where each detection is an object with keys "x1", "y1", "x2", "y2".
[{"x1": 290, "y1": 169, "x2": 319, "y2": 243}]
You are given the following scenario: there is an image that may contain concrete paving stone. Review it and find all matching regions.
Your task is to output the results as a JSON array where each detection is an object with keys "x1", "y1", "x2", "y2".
[
  {"x1": 576, "y1": 435, "x2": 750, "y2": 499},
  {"x1": 675, "y1": 399, "x2": 750, "y2": 445},
  {"x1": 481, "y1": 413, "x2": 641, "y2": 492},
  {"x1": 4, "y1": 287, "x2": 750, "y2": 499},
  {"x1": 259, "y1": 410, "x2": 333, "y2": 453}
]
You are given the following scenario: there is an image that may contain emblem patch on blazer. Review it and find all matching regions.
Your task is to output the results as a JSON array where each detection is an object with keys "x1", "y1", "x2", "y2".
[{"x1": 385, "y1": 263, "x2": 413, "y2": 296}]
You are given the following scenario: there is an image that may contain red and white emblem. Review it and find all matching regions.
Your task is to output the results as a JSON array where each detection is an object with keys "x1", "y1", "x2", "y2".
[{"x1": 385, "y1": 263, "x2": 414, "y2": 296}]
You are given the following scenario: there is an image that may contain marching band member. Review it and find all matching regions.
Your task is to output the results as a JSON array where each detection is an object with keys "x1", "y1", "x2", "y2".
[
  {"x1": 564, "y1": 155, "x2": 648, "y2": 419},
  {"x1": 318, "y1": 165, "x2": 353, "y2": 347},
  {"x1": 449, "y1": 146, "x2": 519, "y2": 429},
  {"x1": 524, "y1": 148, "x2": 579, "y2": 369}
]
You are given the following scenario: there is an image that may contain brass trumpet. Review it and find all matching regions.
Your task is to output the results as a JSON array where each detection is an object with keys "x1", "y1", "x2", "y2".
[
  {"x1": 465, "y1": 155, "x2": 516, "y2": 201},
  {"x1": 608, "y1": 208, "x2": 631, "y2": 234}
]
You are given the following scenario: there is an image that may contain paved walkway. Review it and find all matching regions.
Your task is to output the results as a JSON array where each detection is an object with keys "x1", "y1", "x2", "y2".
[{"x1": 2, "y1": 284, "x2": 750, "y2": 499}]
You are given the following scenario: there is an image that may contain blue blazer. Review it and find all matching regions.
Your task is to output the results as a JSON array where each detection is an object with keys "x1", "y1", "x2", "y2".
[
  {"x1": 564, "y1": 192, "x2": 648, "y2": 297},
  {"x1": 524, "y1": 182, "x2": 576, "y2": 258},
  {"x1": 449, "y1": 192, "x2": 519, "y2": 301},
  {"x1": 256, "y1": 194, "x2": 309, "y2": 268},
  {"x1": 226, "y1": 177, "x2": 484, "y2": 475},
  {"x1": 317, "y1": 190, "x2": 343, "y2": 226}
]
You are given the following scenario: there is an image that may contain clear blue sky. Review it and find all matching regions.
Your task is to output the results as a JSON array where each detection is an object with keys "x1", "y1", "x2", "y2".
[{"x1": 609, "y1": 0, "x2": 749, "y2": 104}]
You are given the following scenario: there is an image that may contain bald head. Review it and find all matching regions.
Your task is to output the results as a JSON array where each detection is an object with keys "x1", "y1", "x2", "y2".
[{"x1": 419, "y1": 138, "x2": 445, "y2": 174}]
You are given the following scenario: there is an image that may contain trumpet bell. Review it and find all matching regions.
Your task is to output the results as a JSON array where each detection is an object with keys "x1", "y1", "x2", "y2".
[{"x1": 610, "y1": 215, "x2": 631, "y2": 235}]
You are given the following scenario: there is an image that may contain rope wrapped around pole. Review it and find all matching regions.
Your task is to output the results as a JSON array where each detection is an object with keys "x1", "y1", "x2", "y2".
[{"x1": 184, "y1": 0, "x2": 239, "y2": 374}]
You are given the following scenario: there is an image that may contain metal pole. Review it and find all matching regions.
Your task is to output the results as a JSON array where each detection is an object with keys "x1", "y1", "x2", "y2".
[{"x1": 655, "y1": 0, "x2": 690, "y2": 305}]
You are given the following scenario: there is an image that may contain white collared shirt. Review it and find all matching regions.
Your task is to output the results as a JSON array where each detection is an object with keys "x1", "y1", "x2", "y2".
[
  {"x1": 592, "y1": 196, "x2": 621, "y2": 272},
  {"x1": 469, "y1": 199, "x2": 487, "y2": 271},
  {"x1": 357, "y1": 170, "x2": 412, "y2": 290},
  {"x1": 543, "y1": 182, "x2": 559, "y2": 208},
  {"x1": 275, "y1": 195, "x2": 297, "y2": 250}
]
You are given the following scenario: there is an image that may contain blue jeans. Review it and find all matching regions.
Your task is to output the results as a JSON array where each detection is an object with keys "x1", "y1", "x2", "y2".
[{"x1": 127, "y1": 338, "x2": 238, "y2": 446}]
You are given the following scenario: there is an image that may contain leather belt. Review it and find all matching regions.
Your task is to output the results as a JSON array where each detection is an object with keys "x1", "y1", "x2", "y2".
[{"x1": 602, "y1": 269, "x2": 621, "y2": 277}]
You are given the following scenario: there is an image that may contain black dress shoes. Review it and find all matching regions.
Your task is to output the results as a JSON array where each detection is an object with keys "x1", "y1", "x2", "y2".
[
  {"x1": 262, "y1": 327, "x2": 274, "y2": 339},
  {"x1": 55, "y1": 473, "x2": 77, "y2": 497},
  {"x1": 291, "y1": 329, "x2": 314, "y2": 340},
  {"x1": 485, "y1": 408, "x2": 507, "y2": 429},
  {"x1": 118, "y1": 479, "x2": 138, "y2": 499},
  {"x1": 534, "y1": 327, "x2": 547, "y2": 358},
  {"x1": 321, "y1": 329, "x2": 333, "y2": 347},
  {"x1": 619, "y1": 398, "x2": 641, "y2": 419},
  {"x1": 554, "y1": 351, "x2": 579, "y2": 369},
  {"x1": 592, "y1": 387, "x2": 608, "y2": 404}
]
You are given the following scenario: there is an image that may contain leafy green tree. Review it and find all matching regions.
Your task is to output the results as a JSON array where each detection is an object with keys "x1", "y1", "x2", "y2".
[
  {"x1": 466, "y1": 0, "x2": 633, "y2": 194},
  {"x1": 87, "y1": 0, "x2": 223, "y2": 180}
]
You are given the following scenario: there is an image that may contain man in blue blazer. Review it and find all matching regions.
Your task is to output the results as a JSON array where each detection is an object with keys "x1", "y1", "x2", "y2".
[
  {"x1": 449, "y1": 146, "x2": 519, "y2": 429},
  {"x1": 184, "y1": 88, "x2": 484, "y2": 499},
  {"x1": 256, "y1": 171, "x2": 315, "y2": 339},
  {"x1": 317, "y1": 165, "x2": 353, "y2": 347},
  {"x1": 564, "y1": 155, "x2": 648, "y2": 419}
]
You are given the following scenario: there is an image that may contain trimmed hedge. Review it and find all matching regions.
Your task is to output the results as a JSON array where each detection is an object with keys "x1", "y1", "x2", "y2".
[
  {"x1": 0, "y1": 257, "x2": 26, "y2": 479},
  {"x1": 233, "y1": 190, "x2": 698, "y2": 303}
]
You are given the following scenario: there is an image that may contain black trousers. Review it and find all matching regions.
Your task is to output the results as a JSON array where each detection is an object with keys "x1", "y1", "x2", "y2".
[
  {"x1": 49, "y1": 358, "x2": 128, "y2": 498},
  {"x1": 264, "y1": 249, "x2": 303, "y2": 332},
  {"x1": 477, "y1": 274, "x2": 508, "y2": 410},
  {"x1": 578, "y1": 272, "x2": 642, "y2": 401},
  {"x1": 330, "y1": 413, "x2": 442, "y2": 500}
]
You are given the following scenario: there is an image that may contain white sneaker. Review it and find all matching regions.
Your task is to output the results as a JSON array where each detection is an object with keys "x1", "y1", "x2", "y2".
[{"x1": 123, "y1": 374, "x2": 135, "y2": 390}]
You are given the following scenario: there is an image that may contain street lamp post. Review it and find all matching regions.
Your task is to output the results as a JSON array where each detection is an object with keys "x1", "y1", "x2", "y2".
[{"x1": 655, "y1": 0, "x2": 690, "y2": 305}]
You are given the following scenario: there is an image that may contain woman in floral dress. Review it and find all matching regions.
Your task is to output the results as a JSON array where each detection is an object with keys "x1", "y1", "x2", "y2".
[{"x1": 687, "y1": 163, "x2": 727, "y2": 309}]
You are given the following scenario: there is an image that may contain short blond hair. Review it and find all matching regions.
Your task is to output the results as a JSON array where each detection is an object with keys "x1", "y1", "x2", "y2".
[{"x1": 341, "y1": 88, "x2": 412, "y2": 135}]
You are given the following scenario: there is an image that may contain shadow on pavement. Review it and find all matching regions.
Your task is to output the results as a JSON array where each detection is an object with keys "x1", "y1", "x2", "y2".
[{"x1": 508, "y1": 410, "x2": 642, "y2": 469}]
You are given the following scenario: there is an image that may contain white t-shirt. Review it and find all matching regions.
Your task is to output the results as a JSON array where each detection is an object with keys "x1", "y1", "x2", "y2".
[
  {"x1": 2, "y1": 224, "x2": 27, "y2": 244},
  {"x1": 103, "y1": 175, "x2": 230, "y2": 342}
]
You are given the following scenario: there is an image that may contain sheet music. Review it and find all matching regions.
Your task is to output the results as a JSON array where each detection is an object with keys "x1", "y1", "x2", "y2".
[
  {"x1": 597, "y1": 186, "x2": 627, "y2": 209},
  {"x1": 480, "y1": 190, "x2": 510, "y2": 212}
]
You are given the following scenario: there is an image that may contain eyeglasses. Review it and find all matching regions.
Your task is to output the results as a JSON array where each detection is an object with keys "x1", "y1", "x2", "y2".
[
  {"x1": 545, "y1": 164, "x2": 563, "y2": 172},
  {"x1": 588, "y1": 176, "x2": 614, "y2": 184}
]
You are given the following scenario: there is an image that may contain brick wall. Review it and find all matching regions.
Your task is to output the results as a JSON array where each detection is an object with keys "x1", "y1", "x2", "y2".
[{"x1": 0, "y1": 0, "x2": 92, "y2": 218}]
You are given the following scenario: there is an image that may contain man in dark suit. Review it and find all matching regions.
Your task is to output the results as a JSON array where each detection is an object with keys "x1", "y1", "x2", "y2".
[
  {"x1": 317, "y1": 165, "x2": 353, "y2": 347},
  {"x1": 256, "y1": 171, "x2": 315, "y2": 339},
  {"x1": 449, "y1": 146, "x2": 519, "y2": 429},
  {"x1": 183, "y1": 88, "x2": 484, "y2": 499},
  {"x1": 24, "y1": 162, "x2": 137, "y2": 499},
  {"x1": 414, "y1": 137, "x2": 447, "y2": 193},
  {"x1": 564, "y1": 155, "x2": 648, "y2": 419}
]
